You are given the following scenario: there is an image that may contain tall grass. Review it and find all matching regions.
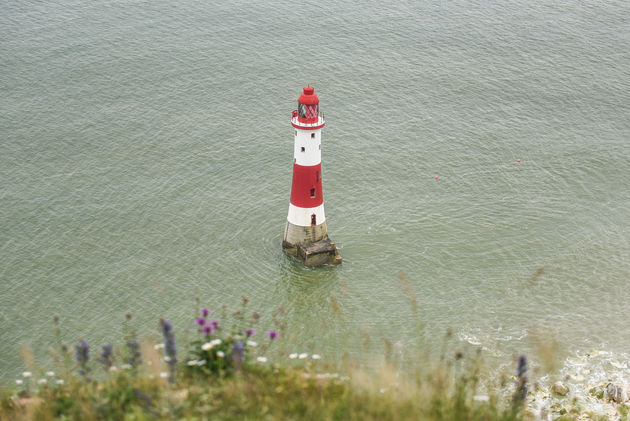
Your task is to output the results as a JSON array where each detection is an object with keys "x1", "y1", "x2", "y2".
[{"x1": 1, "y1": 295, "x2": 527, "y2": 421}]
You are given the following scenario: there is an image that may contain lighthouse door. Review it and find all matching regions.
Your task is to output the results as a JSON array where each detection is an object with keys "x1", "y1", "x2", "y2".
[{"x1": 311, "y1": 214, "x2": 317, "y2": 226}]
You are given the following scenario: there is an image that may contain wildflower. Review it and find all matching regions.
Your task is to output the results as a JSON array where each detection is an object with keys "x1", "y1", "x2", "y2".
[
  {"x1": 299, "y1": 353, "x2": 308, "y2": 359},
  {"x1": 267, "y1": 331, "x2": 278, "y2": 340},
  {"x1": 217, "y1": 351, "x2": 225, "y2": 358},
  {"x1": 160, "y1": 372, "x2": 169, "y2": 379},
  {"x1": 208, "y1": 338, "x2": 221, "y2": 347},
  {"x1": 22, "y1": 372, "x2": 32, "y2": 378},
  {"x1": 246, "y1": 340, "x2": 258, "y2": 347},
  {"x1": 164, "y1": 356, "x2": 171, "y2": 362},
  {"x1": 37, "y1": 379, "x2": 47, "y2": 385},
  {"x1": 46, "y1": 371, "x2": 55, "y2": 377},
  {"x1": 75, "y1": 340, "x2": 90, "y2": 377},
  {"x1": 154, "y1": 343, "x2": 164, "y2": 350},
  {"x1": 201, "y1": 308, "x2": 210, "y2": 317},
  {"x1": 56, "y1": 379, "x2": 64, "y2": 385},
  {"x1": 512, "y1": 355, "x2": 528, "y2": 411},
  {"x1": 99, "y1": 344, "x2": 114, "y2": 371},
  {"x1": 289, "y1": 353, "x2": 297, "y2": 359},
  {"x1": 232, "y1": 341, "x2": 245, "y2": 369},
  {"x1": 245, "y1": 329, "x2": 255, "y2": 337},
  {"x1": 120, "y1": 364, "x2": 132, "y2": 370},
  {"x1": 197, "y1": 360, "x2": 206, "y2": 365},
  {"x1": 109, "y1": 366, "x2": 118, "y2": 372},
  {"x1": 187, "y1": 360, "x2": 197, "y2": 366},
  {"x1": 203, "y1": 325, "x2": 213, "y2": 336},
  {"x1": 126, "y1": 340, "x2": 141, "y2": 367},
  {"x1": 15, "y1": 379, "x2": 23, "y2": 385},
  {"x1": 201, "y1": 342, "x2": 213, "y2": 351},
  {"x1": 160, "y1": 319, "x2": 177, "y2": 383},
  {"x1": 195, "y1": 317, "x2": 206, "y2": 326},
  {"x1": 312, "y1": 354, "x2": 321, "y2": 360},
  {"x1": 256, "y1": 356, "x2": 267, "y2": 363}
]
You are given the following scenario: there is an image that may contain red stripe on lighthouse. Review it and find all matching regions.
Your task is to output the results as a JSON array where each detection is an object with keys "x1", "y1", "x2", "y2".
[{"x1": 290, "y1": 163, "x2": 323, "y2": 208}]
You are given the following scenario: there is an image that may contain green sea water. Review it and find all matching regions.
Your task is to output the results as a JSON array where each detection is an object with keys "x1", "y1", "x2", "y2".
[{"x1": 1, "y1": 0, "x2": 629, "y2": 384}]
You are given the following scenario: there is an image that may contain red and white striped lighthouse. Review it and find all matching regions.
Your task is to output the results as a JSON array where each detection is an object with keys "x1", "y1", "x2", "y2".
[{"x1": 283, "y1": 86, "x2": 341, "y2": 266}]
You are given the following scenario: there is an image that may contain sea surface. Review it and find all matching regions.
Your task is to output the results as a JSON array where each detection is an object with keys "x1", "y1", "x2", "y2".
[{"x1": 1, "y1": 0, "x2": 629, "y2": 390}]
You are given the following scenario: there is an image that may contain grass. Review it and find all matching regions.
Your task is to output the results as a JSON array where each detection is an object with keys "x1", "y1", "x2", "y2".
[{"x1": 0, "y1": 295, "x2": 527, "y2": 420}]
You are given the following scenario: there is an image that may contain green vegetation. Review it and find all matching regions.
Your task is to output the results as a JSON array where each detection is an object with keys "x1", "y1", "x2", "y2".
[{"x1": 1, "y1": 296, "x2": 526, "y2": 420}]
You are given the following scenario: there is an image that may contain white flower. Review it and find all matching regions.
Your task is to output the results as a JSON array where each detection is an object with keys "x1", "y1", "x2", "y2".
[
  {"x1": 22, "y1": 372, "x2": 32, "y2": 378},
  {"x1": 299, "y1": 353, "x2": 308, "y2": 360},
  {"x1": 56, "y1": 379, "x2": 64, "y2": 385},
  {"x1": 109, "y1": 366, "x2": 118, "y2": 372},
  {"x1": 160, "y1": 372, "x2": 169, "y2": 379},
  {"x1": 379, "y1": 388, "x2": 386, "y2": 394},
  {"x1": 37, "y1": 379, "x2": 47, "y2": 385},
  {"x1": 312, "y1": 354, "x2": 321, "y2": 360},
  {"x1": 196, "y1": 360, "x2": 206, "y2": 366},
  {"x1": 217, "y1": 351, "x2": 225, "y2": 358},
  {"x1": 247, "y1": 340, "x2": 258, "y2": 347},
  {"x1": 289, "y1": 353, "x2": 298, "y2": 359},
  {"x1": 46, "y1": 371, "x2": 55, "y2": 377},
  {"x1": 15, "y1": 379, "x2": 23, "y2": 385},
  {"x1": 120, "y1": 364, "x2": 132, "y2": 370},
  {"x1": 256, "y1": 356, "x2": 267, "y2": 363},
  {"x1": 164, "y1": 356, "x2": 171, "y2": 362},
  {"x1": 473, "y1": 395, "x2": 490, "y2": 402},
  {"x1": 154, "y1": 343, "x2": 165, "y2": 350},
  {"x1": 187, "y1": 360, "x2": 197, "y2": 366},
  {"x1": 210, "y1": 339, "x2": 222, "y2": 347},
  {"x1": 201, "y1": 342, "x2": 213, "y2": 351}
]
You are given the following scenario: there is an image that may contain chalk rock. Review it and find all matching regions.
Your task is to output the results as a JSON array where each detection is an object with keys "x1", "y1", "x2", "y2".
[
  {"x1": 606, "y1": 383, "x2": 629, "y2": 403},
  {"x1": 552, "y1": 381, "x2": 569, "y2": 396}
]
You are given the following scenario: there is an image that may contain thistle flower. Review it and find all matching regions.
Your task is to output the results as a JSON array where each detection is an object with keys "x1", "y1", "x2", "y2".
[
  {"x1": 245, "y1": 329, "x2": 255, "y2": 337},
  {"x1": 267, "y1": 331, "x2": 278, "y2": 340},
  {"x1": 203, "y1": 325, "x2": 213, "y2": 336},
  {"x1": 195, "y1": 317, "x2": 206, "y2": 326},
  {"x1": 201, "y1": 308, "x2": 210, "y2": 317}
]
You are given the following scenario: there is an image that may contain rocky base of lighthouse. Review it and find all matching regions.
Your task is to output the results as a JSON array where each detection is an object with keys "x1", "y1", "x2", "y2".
[{"x1": 283, "y1": 236, "x2": 342, "y2": 267}]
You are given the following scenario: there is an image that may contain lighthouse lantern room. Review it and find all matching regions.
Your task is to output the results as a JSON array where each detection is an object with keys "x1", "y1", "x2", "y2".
[{"x1": 283, "y1": 86, "x2": 341, "y2": 266}]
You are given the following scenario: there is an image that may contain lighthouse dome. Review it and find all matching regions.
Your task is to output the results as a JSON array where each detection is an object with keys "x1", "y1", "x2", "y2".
[{"x1": 298, "y1": 86, "x2": 319, "y2": 105}]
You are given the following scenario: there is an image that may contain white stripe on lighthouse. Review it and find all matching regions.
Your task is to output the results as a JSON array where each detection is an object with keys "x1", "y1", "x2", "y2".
[
  {"x1": 293, "y1": 129, "x2": 322, "y2": 166},
  {"x1": 287, "y1": 203, "x2": 326, "y2": 227}
]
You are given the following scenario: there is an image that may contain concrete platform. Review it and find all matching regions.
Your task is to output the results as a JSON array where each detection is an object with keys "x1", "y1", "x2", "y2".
[{"x1": 295, "y1": 237, "x2": 342, "y2": 267}]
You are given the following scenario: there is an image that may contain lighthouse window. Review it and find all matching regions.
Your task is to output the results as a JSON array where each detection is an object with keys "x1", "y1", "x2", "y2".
[
  {"x1": 310, "y1": 188, "x2": 316, "y2": 198},
  {"x1": 298, "y1": 103, "x2": 318, "y2": 119},
  {"x1": 311, "y1": 133, "x2": 315, "y2": 139},
  {"x1": 301, "y1": 147, "x2": 305, "y2": 152}
]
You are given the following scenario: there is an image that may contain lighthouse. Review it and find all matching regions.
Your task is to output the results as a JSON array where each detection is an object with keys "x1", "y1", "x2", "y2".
[{"x1": 283, "y1": 86, "x2": 341, "y2": 266}]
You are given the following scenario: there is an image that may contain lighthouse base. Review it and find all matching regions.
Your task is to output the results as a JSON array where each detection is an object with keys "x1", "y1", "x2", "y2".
[{"x1": 296, "y1": 238, "x2": 342, "y2": 267}]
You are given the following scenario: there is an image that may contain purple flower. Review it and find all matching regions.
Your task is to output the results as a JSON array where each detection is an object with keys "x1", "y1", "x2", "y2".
[
  {"x1": 160, "y1": 319, "x2": 177, "y2": 383},
  {"x1": 201, "y1": 308, "x2": 210, "y2": 317},
  {"x1": 210, "y1": 320, "x2": 220, "y2": 330},
  {"x1": 245, "y1": 329, "x2": 255, "y2": 337},
  {"x1": 75, "y1": 340, "x2": 90, "y2": 377},
  {"x1": 195, "y1": 317, "x2": 206, "y2": 326},
  {"x1": 203, "y1": 325, "x2": 213, "y2": 337},
  {"x1": 267, "y1": 331, "x2": 278, "y2": 340}
]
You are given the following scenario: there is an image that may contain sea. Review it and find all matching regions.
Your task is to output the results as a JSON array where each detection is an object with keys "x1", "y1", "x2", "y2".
[{"x1": 1, "y1": 0, "x2": 629, "y2": 399}]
